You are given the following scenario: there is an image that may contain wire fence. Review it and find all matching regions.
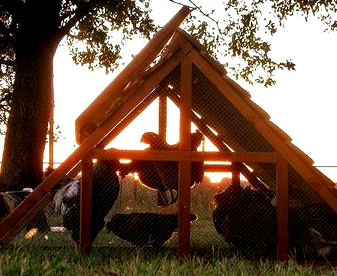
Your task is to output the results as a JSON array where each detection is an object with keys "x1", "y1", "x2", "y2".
[{"x1": 1, "y1": 65, "x2": 337, "y2": 263}]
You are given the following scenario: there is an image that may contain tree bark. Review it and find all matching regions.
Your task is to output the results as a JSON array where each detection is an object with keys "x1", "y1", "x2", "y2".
[
  {"x1": 1, "y1": 43, "x2": 56, "y2": 190},
  {"x1": 0, "y1": 1, "x2": 62, "y2": 191}
]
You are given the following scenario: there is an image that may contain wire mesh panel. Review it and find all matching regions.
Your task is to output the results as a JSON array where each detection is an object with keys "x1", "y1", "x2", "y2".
[{"x1": 2, "y1": 52, "x2": 337, "y2": 265}]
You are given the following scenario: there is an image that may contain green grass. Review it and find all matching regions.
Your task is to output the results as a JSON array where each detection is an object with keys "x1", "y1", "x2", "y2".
[
  {"x1": 2, "y1": 242, "x2": 337, "y2": 276},
  {"x1": 1, "y1": 222, "x2": 337, "y2": 276},
  {"x1": 1, "y1": 180, "x2": 337, "y2": 275}
]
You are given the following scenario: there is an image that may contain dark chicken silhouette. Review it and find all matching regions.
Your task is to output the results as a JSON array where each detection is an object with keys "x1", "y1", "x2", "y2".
[
  {"x1": 119, "y1": 130, "x2": 204, "y2": 206},
  {"x1": 212, "y1": 184, "x2": 277, "y2": 259},
  {"x1": 0, "y1": 188, "x2": 49, "y2": 231},
  {"x1": 212, "y1": 184, "x2": 337, "y2": 260},
  {"x1": 106, "y1": 212, "x2": 197, "y2": 248},
  {"x1": 52, "y1": 159, "x2": 120, "y2": 245}
]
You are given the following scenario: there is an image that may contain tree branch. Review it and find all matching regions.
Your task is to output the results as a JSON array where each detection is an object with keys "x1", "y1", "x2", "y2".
[{"x1": 56, "y1": 0, "x2": 105, "y2": 40}]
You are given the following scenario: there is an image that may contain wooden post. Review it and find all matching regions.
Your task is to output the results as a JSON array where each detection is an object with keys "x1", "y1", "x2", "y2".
[
  {"x1": 178, "y1": 57, "x2": 192, "y2": 258},
  {"x1": 159, "y1": 94, "x2": 167, "y2": 141},
  {"x1": 79, "y1": 157, "x2": 93, "y2": 255},
  {"x1": 232, "y1": 162, "x2": 240, "y2": 186},
  {"x1": 276, "y1": 153, "x2": 289, "y2": 261}
]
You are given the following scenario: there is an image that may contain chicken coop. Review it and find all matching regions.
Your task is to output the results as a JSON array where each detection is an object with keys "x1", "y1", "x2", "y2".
[{"x1": 1, "y1": 6, "x2": 337, "y2": 263}]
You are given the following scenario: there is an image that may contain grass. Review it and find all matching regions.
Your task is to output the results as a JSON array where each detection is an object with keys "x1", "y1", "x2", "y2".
[
  {"x1": 2, "y1": 242, "x2": 337, "y2": 276},
  {"x1": 1, "y1": 180, "x2": 337, "y2": 275},
  {"x1": 2, "y1": 221, "x2": 337, "y2": 276}
]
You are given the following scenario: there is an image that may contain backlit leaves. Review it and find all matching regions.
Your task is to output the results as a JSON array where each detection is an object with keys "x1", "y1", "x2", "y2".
[{"x1": 177, "y1": 0, "x2": 336, "y2": 86}]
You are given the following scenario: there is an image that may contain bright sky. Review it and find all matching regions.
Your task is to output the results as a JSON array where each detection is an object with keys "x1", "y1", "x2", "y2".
[{"x1": 51, "y1": 3, "x2": 337, "y2": 182}]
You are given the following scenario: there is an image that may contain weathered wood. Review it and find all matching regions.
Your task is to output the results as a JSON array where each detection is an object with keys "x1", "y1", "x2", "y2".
[
  {"x1": 0, "y1": 193, "x2": 51, "y2": 245},
  {"x1": 75, "y1": 6, "x2": 191, "y2": 143},
  {"x1": 177, "y1": 57, "x2": 193, "y2": 258},
  {"x1": 79, "y1": 158, "x2": 93, "y2": 255},
  {"x1": 92, "y1": 149, "x2": 276, "y2": 163},
  {"x1": 276, "y1": 154, "x2": 289, "y2": 261},
  {"x1": 159, "y1": 94, "x2": 167, "y2": 141},
  {"x1": 189, "y1": 49, "x2": 337, "y2": 213},
  {"x1": 232, "y1": 162, "x2": 241, "y2": 186}
]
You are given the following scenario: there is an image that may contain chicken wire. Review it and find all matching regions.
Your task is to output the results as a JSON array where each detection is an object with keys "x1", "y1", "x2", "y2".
[{"x1": 2, "y1": 63, "x2": 337, "y2": 263}]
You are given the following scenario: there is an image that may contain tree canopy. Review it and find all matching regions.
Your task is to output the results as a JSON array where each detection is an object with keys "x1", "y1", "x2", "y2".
[{"x1": 0, "y1": 0, "x2": 336, "y2": 189}]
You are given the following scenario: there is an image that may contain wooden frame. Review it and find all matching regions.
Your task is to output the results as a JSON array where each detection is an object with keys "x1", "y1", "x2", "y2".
[
  {"x1": 5, "y1": 15, "x2": 337, "y2": 263},
  {"x1": 84, "y1": 148, "x2": 288, "y2": 259},
  {"x1": 79, "y1": 157, "x2": 93, "y2": 254},
  {"x1": 178, "y1": 57, "x2": 193, "y2": 257}
]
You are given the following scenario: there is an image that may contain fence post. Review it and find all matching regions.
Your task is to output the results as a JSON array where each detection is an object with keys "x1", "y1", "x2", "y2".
[
  {"x1": 276, "y1": 153, "x2": 289, "y2": 261},
  {"x1": 79, "y1": 156, "x2": 93, "y2": 255},
  {"x1": 178, "y1": 56, "x2": 192, "y2": 258}
]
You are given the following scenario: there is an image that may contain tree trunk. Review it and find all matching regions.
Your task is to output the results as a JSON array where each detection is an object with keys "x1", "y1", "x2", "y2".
[
  {"x1": 0, "y1": 0, "x2": 63, "y2": 191},
  {"x1": 0, "y1": 42, "x2": 56, "y2": 190}
]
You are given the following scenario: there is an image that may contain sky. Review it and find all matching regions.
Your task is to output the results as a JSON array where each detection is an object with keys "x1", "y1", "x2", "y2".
[{"x1": 51, "y1": 3, "x2": 337, "y2": 181}]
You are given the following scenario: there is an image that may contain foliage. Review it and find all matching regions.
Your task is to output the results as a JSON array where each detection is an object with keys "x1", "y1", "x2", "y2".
[
  {"x1": 0, "y1": 0, "x2": 336, "y2": 189},
  {"x1": 0, "y1": 0, "x2": 336, "y2": 127},
  {"x1": 0, "y1": 0, "x2": 157, "y2": 129},
  {"x1": 174, "y1": 0, "x2": 337, "y2": 86}
]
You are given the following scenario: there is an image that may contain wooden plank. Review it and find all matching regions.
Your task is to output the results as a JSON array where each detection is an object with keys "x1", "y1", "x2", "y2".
[
  {"x1": 276, "y1": 154, "x2": 289, "y2": 261},
  {"x1": 178, "y1": 56, "x2": 192, "y2": 258},
  {"x1": 203, "y1": 164, "x2": 232, "y2": 172},
  {"x1": 159, "y1": 94, "x2": 167, "y2": 141},
  {"x1": 178, "y1": 161, "x2": 191, "y2": 258},
  {"x1": 189, "y1": 50, "x2": 337, "y2": 213},
  {"x1": 79, "y1": 158, "x2": 93, "y2": 255},
  {"x1": 0, "y1": 193, "x2": 51, "y2": 245},
  {"x1": 232, "y1": 162, "x2": 240, "y2": 186},
  {"x1": 92, "y1": 148, "x2": 276, "y2": 163},
  {"x1": 75, "y1": 6, "x2": 191, "y2": 143}
]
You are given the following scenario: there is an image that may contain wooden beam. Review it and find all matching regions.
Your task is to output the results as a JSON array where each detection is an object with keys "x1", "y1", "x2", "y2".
[
  {"x1": 159, "y1": 94, "x2": 167, "y2": 141},
  {"x1": 79, "y1": 157, "x2": 93, "y2": 255},
  {"x1": 178, "y1": 57, "x2": 192, "y2": 258},
  {"x1": 93, "y1": 148, "x2": 276, "y2": 163},
  {"x1": 232, "y1": 162, "x2": 241, "y2": 186},
  {"x1": 0, "y1": 193, "x2": 51, "y2": 245},
  {"x1": 75, "y1": 6, "x2": 191, "y2": 143},
  {"x1": 276, "y1": 154, "x2": 289, "y2": 261}
]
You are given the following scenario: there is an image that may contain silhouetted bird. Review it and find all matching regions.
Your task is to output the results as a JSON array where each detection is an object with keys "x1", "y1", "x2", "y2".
[
  {"x1": 106, "y1": 212, "x2": 197, "y2": 248},
  {"x1": 120, "y1": 130, "x2": 204, "y2": 205},
  {"x1": 52, "y1": 159, "x2": 120, "y2": 245},
  {"x1": 0, "y1": 188, "x2": 49, "y2": 231}
]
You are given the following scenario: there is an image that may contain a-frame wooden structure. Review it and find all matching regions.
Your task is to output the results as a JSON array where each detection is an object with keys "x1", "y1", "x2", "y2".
[{"x1": 1, "y1": 6, "x2": 337, "y2": 260}]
